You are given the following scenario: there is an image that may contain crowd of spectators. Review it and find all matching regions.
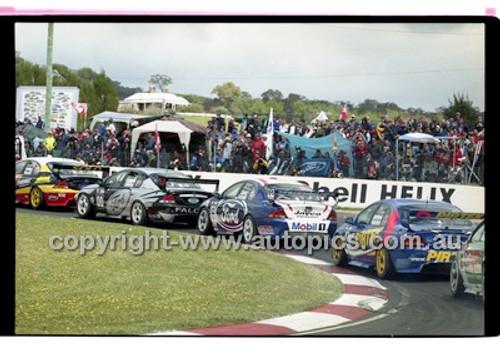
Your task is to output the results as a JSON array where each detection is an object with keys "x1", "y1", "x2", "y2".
[
  {"x1": 16, "y1": 118, "x2": 191, "y2": 170},
  {"x1": 16, "y1": 110, "x2": 485, "y2": 185},
  {"x1": 200, "y1": 112, "x2": 485, "y2": 184}
]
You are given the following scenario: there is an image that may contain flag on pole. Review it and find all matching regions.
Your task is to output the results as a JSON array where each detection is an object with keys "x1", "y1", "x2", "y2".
[
  {"x1": 154, "y1": 122, "x2": 161, "y2": 168},
  {"x1": 154, "y1": 122, "x2": 161, "y2": 153},
  {"x1": 71, "y1": 102, "x2": 88, "y2": 116},
  {"x1": 339, "y1": 104, "x2": 348, "y2": 122},
  {"x1": 265, "y1": 108, "x2": 274, "y2": 160}
]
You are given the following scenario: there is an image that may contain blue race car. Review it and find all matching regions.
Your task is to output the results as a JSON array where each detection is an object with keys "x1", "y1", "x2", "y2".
[
  {"x1": 331, "y1": 199, "x2": 483, "y2": 279},
  {"x1": 197, "y1": 179, "x2": 338, "y2": 244}
]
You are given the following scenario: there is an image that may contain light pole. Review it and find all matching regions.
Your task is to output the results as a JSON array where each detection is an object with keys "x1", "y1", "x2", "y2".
[{"x1": 44, "y1": 23, "x2": 54, "y2": 132}]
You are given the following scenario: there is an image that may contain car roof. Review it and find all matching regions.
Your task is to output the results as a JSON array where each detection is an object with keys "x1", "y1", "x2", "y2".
[
  {"x1": 17, "y1": 157, "x2": 85, "y2": 166},
  {"x1": 117, "y1": 168, "x2": 190, "y2": 178},
  {"x1": 252, "y1": 178, "x2": 312, "y2": 188},
  {"x1": 382, "y1": 198, "x2": 461, "y2": 209}
]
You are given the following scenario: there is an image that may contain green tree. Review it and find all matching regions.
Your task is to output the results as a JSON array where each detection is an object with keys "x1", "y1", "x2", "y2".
[
  {"x1": 211, "y1": 82, "x2": 242, "y2": 113},
  {"x1": 91, "y1": 70, "x2": 120, "y2": 115},
  {"x1": 441, "y1": 93, "x2": 481, "y2": 126},
  {"x1": 113, "y1": 81, "x2": 142, "y2": 100},
  {"x1": 264, "y1": 100, "x2": 284, "y2": 118},
  {"x1": 148, "y1": 74, "x2": 173, "y2": 92},
  {"x1": 261, "y1": 89, "x2": 283, "y2": 102},
  {"x1": 283, "y1": 93, "x2": 306, "y2": 121}
]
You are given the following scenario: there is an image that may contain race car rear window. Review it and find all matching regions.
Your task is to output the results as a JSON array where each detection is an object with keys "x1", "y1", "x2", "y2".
[
  {"x1": 399, "y1": 204, "x2": 475, "y2": 230},
  {"x1": 265, "y1": 183, "x2": 321, "y2": 202}
]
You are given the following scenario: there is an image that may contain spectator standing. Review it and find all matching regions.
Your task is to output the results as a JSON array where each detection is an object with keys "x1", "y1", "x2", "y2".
[
  {"x1": 97, "y1": 121, "x2": 106, "y2": 137},
  {"x1": 365, "y1": 154, "x2": 377, "y2": 179},
  {"x1": 66, "y1": 129, "x2": 79, "y2": 159},
  {"x1": 43, "y1": 131, "x2": 57, "y2": 156},
  {"x1": 106, "y1": 118, "x2": 116, "y2": 135},
  {"x1": 251, "y1": 134, "x2": 266, "y2": 163},
  {"x1": 338, "y1": 150, "x2": 351, "y2": 178},
  {"x1": 379, "y1": 149, "x2": 395, "y2": 180},
  {"x1": 227, "y1": 117, "x2": 237, "y2": 134},
  {"x1": 36, "y1": 116, "x2": 45, "y2": 129},
  {"x1": 221, "y1": 133, "x2": 233, "y2": 169},
  {"x1": 353, "y1": 135, "x2": 368, "y2": 178},
  {"x1": 106, "y1": 133, "x2": 120, "y2": 159}
]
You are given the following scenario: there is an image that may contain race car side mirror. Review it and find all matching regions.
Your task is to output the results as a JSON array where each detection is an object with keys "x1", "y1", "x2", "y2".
[{"x1": 345, "y1": 217, "x2": 354, "y2": 225}]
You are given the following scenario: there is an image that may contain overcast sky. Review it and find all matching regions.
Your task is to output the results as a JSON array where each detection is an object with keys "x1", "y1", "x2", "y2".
[{"x1": 15, "y1": 22, "x2": 485, "y2": 112}]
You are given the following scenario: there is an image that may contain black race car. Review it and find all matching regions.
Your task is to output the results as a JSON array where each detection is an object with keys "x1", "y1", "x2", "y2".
[{"x1": 75, "y1": 168, "x2": 219, "y2": 226}]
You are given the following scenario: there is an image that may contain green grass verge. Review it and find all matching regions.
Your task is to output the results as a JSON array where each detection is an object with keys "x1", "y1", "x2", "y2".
[
  {"x1": 178, "y1": 114, "x2": 212, "y2": 128},
  {"x1": 16, "y1": 213, "x2": 343, "y2": 335}
]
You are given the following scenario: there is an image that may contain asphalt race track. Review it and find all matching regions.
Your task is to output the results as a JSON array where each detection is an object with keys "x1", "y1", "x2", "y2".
[{"x1": 16, "y1": 206, "x2": 485, "y2": 336}]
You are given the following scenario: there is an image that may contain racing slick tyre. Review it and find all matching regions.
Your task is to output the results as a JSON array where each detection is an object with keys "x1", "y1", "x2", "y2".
[
  {"x1": 242, "y1": 215, "x2": 258, "y2": 245},
  {"x1": 450, "y1": 259, "x2": 465, "y2": 298},
  {"x1": 29, "y1": 187, "x2": 45, "y2": 210},
  {"x1": 331, "y1": 235, "x2": 348, "y2": 267},
  {"x1": 130, "y1": 201, "x2": 148, "y2": 225},
  {"x1": 197, "y1": 207, "x2": 215, "y2": 235},
  {"x1": 76, "y1": 193, "x2": 96, "y2": 219},
  {"x1": 375, "y1": 247, "x2": 396, "y2": 279}
]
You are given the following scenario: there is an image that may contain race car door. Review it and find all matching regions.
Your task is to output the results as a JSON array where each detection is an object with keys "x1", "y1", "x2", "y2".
[
  {"x1": 345, "y1": 202, "x2": 389, "y2": 260},
  {"x1": 95, "y1": 171, "x2": 128, "y2": 215},
  {"x1": 461, "y1": 222, "x2": 484, "y2": 288},
  {"x1": 209, "y1": 181, "x2": 246, "y2": 234}
]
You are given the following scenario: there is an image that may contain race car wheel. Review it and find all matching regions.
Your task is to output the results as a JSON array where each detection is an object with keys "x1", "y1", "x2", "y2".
[
  {"x1": 242, "y1": 215, "x2": 257, "y2": 244},
  {"x1": 76, "y1": 193, "x2": 96, "y2": 219},
  {"x1": 331, "y1": 236, "x2": 348, "y2": 267},
  {"x1": 450, "y1": 259, "x2": 465, "y2": 298},
  {"x1": 130, "y1": 201, "x2": 148, "y2": 225},
  {"x1": 197, "y1": 207, "x2": 214, "y2": 235},
  {"x1": 29, "y1": 187, "x2": 44, "y2": 210},
  {"x1": 375, "y1": 248, "x2": 396, "y2": 279}
]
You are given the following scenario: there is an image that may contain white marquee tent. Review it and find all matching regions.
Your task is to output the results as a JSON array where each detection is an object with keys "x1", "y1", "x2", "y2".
[
  {"x1": 311, "y1": 111, "x2": 329, "y2": 124},
  {"x1": 130, "y1": 117, "x2": 208, "y2": 167}
]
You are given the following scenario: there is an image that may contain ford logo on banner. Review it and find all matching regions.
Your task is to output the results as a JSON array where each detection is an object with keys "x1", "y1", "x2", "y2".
[{"x1": 299, "y1": 159, "x2": 332, "y2": 177}]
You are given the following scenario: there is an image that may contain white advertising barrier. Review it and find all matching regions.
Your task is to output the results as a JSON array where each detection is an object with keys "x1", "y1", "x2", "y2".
[{"x1": 108, "y1": 167, "x2": 485, "y2": 213}]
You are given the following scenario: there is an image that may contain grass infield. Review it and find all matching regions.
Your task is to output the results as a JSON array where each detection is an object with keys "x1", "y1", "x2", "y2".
[{"x1": 16, "y1": 213, "x2": 343, "y2": 335}]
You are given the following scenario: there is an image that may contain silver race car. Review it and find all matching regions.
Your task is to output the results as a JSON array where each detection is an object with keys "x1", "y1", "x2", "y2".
[{"x1": 75, "y1": 168, "x2": 219, "y2": 226}]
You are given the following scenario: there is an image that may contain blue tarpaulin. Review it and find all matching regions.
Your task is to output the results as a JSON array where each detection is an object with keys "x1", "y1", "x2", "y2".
[{"x1": 276, "y1": 131, "x2": 353, "y2": 176}]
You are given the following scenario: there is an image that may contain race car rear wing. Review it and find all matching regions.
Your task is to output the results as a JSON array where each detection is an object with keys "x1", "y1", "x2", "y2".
[
  {"x1": 270, "y1": 188, "x2": 339, "y2": 197},
  {"x1": 407, "y1": 210, "x2": 484, "y2": 220},
  {"x1": 47, "y1": 162, "x2": 111, "y2": 179},
  {"x1": 158, "y1": 177, "x2": 220, "y2": 192}
]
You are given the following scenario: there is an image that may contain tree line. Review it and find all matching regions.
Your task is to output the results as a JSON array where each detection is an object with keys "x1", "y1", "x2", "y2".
[{"x1": 15, "y1": 54, "x2": 482, "y2": 128}]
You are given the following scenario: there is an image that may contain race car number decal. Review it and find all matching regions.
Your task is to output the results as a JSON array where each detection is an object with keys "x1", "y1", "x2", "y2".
[
  {"x1": 106, "y1": 190, "x2": 131, "y2": 215},
  {"x1": 95, "y1": 189, "x2": 105, "y2": 208},
  {"x1": 356, "y1": 227, "x2": 384, "y2": 248}
]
